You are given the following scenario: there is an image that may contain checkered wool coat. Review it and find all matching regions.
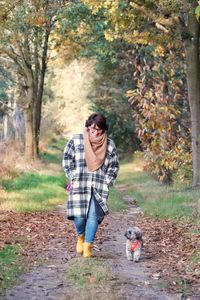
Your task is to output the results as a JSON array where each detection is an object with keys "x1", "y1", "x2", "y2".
[{"x1": 62, "y1": 133, "x2": 119, "y2": 220}]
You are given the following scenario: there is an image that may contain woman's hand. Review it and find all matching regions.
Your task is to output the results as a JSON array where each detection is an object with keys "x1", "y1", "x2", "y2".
[{"x1": 65, "y1": 182, "x2": 72, "y2": 192}]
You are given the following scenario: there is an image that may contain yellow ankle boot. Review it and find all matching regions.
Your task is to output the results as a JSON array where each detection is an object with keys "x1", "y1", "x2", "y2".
[
  {"x1": 76, "y1": 234, "x2": 85, "y2": 254},
  {"x1": 83, "y1": 242, "x2": 92, "y2": 258}
]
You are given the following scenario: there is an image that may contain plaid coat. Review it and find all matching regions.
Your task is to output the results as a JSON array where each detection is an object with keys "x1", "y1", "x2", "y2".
[{"x1": 62, "y1": 134, "x2": 119, "y2": 220}]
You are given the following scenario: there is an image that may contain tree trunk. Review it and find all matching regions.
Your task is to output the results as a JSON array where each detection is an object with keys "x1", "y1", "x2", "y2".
[
  {"x1": 33, "y1": 27, "x2": 50, "y2": 156},
  {"x1": 23, "y1": 70, "x2": 38, "y2": 160},
  {"x1": 183, "y1": 9, "x2": 200, "y2": 186},
  {"x1": 24, "y1": 106, "x2": 37, "y2": 160},
  {"x1": 3, "y1": 114, "x2": 8, "y2": 140}
]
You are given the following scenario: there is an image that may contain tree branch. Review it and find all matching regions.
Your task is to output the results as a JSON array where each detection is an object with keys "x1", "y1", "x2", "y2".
[{"x1": 0, "y1": 46, "x2": 25, "y2": 76}]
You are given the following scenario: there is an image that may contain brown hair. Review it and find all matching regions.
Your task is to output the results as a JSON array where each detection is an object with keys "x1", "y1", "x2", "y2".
[{"x1": 85, "y1": 113, "x2": 108, "y2": 131}]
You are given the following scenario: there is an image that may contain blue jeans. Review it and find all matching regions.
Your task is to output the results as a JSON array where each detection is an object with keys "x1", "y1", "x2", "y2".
[{"x1": 74, "y1": 197, "x2": 99, "y2": 243}]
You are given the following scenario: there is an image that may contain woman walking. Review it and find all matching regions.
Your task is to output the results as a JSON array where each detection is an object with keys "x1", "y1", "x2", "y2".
[{"x1": 62, "y1": 113, "x2": 119, "y2": 257}]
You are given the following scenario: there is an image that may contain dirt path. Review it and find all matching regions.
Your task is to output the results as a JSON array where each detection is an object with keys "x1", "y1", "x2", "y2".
[
  {"x1": 99, "y1": 208, "x2": 181, "y2": 300},
  {"x1": 3, "y1": 200, "x2": 199, "y2": 300}
]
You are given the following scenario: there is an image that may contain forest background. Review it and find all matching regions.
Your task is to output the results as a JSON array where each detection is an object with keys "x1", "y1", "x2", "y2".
[
  {"x1": 0, "y1": 1, "x2": 200, "y2": 297},
  {"x1": 1, "y1": 0, "x2": 200, "y2": 187}
]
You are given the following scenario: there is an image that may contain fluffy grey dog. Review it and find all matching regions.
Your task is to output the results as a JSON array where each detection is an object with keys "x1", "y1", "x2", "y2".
[{"x1": 124, "y1": 227, "x2": 143, "y2": 262}]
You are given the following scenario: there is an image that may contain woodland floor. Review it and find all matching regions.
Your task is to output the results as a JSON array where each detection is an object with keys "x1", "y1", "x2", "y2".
[{"x1": 0, "y1": 190, "x2": 200, "y2": 300}]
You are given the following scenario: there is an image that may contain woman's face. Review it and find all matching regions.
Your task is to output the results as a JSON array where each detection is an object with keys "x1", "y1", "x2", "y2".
[{"x1": 89, "y1": 123, "x2": 103, "y2": 138}]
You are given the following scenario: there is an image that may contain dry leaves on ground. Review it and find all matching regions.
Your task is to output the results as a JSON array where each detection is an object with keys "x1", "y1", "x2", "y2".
[
  {"x1": 134, "y1": 216, "x2": 200, "y2": 293},
  {"x1": 0, "y1": 209, "x2": 199, "y2": 295},
  {"x1": 0, "y1": 209, "x2": 107, "y2": 265}
]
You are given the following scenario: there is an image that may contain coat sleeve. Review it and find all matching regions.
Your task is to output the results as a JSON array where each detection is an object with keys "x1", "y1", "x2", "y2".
[
  {"x1": 62, "y1": 138, "x2": 75, "y2": 180},
  {"x1": 105, "y1": 145, "x2": 119, "y2": 187}
]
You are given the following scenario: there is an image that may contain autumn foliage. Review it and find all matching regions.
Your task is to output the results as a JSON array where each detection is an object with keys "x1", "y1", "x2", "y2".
[
  {"x1": 59, "y1": 0, "x2": 193, "y2": 184},
  {"x1": 127, "y1": 45, "x2": 192, "y2": 184}
]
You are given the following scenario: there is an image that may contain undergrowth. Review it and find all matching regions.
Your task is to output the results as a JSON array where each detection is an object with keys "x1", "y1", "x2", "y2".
[{"x1": 116, "y1": 153, "x2": 200, "y2": 221}]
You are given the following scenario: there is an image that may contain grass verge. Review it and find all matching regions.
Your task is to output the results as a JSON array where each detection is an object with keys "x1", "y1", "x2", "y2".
[
  {"x1": 64, "y1": 257, "x2": 124, "y2": 299},
  {"x1": 116, "y1": 153, "x2": 200, "y2": 221},
  {"x1": 108, "y1": 187, "x2": 128, "y2": 213},
  {"x1": 67, "y1": 258, "x2": 114, "y2": 286},
  {"x1": 0, "y1": 135, "x2": 67, "y2": 212},
  {"x1": 0, "y1": 172, "x2": 66, "y2": 212},
  {"x1": 0, "y1": 137, "x2": 67, "y2": 294},
  {"x1": 40, "y1": 137, "x2": 66, "y2": 164},
  {"x1": 0, "y1": 245, "x2": 24, "y2": 295}
]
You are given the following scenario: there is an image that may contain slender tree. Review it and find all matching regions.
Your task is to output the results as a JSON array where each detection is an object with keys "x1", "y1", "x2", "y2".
[
  {"x1": 0, "y1": 0, "x2": 69, "y2": 159},
  {"x1": 182, "y1": 2, "x2": 200, "y2": 186}
]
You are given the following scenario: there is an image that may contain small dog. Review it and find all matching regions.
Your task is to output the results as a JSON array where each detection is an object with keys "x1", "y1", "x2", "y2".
[{"x1": 124, "y1": 227, "x2": 143, "y2": 262}]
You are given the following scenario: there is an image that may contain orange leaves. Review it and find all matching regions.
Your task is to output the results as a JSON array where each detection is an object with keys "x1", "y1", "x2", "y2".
[
  {"x1": 0, "y1": 210, "x2": 69, "y2": 259},
  {"x1": 88, "y1": 275, "x2": 97, "y2": 284},
  {"x1": 155, "y1": 45, "x2": 165, "y2": 56},
  {"x1": 0, "y1": 209, "x2": 109, "y2": 265},
  {"x1": 134, "y1": 215, "x2": 200, "y2": 292},
  {"x1": 24, "y1": 3, "x2": 50, "y2": 28},
  {"x1": 127, "y1": 45, "x2": 191, "y2": 184},
  {"x1": 26, "y1": 15, "x2": 48, "y2": 27}
]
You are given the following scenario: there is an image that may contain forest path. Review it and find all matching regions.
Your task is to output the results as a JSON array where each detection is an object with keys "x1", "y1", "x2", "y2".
[{"x1": 4, "y1": 196, "x2": 198, "y2": 300}]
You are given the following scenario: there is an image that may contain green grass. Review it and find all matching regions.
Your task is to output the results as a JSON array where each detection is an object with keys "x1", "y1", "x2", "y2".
[
  {"x1": 0, "y1": 138, "x2": 68, "y2": 294},
  {"x1": 65, "y1": 258, "x2": 125, "y2": 299},
  {"x1": 0, "y1": 137, "x2": 67, "y2": 213},
  {"x1": 116, "y1": 153, "x2": 200, "y2": 220},
  {"x1": 0, "y1": 172, "x2": 66, "y2": 212},
  {"x1": 108, "y1": 187, "x2": 128, "y2": 212},
  {"x1": 50, "y1": 137, "x2": 67, "y2": 151},
  {"x1": 138, "y1": 194, "x2": 194, "y2": 219},
  {"x1": 40, "y1": 137, "x2": 66, "y2": 164},
  {"x1": 1, "y1": 173, "x2": 65, "y2": 191},
  {"x1": 40, "y1": 151, "x2": 61, "y2": 164},
  {"x1": 67, "y1": 258, "x2": 114, "y2": 287},
  {"x1": 0, "y1": 245, "x2": 23, "y2": 295},
  {"x1": 190, "y1": 250, "x2": 200, "y2": 265}
]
